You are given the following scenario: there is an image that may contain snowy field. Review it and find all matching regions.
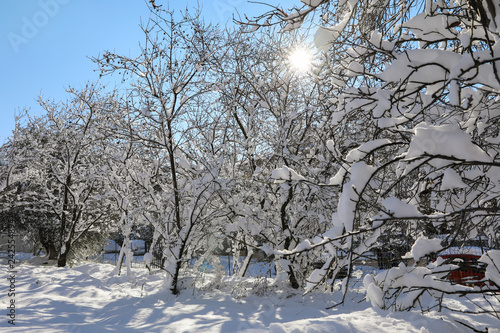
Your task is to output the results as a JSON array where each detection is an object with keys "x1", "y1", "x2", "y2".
[{"x1": 1, "y1": 254, "x2": 499, "y2": 332}]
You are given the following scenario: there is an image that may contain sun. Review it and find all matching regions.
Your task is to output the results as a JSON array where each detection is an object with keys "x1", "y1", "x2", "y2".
[{"x1": 288, "y1": 47, "x2": 313, "y2": 73}]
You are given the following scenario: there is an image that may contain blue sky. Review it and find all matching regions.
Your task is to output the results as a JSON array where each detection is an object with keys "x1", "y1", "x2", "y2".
[{"x1": 1, "y1": 0, "x2": 293, "y2": 144}]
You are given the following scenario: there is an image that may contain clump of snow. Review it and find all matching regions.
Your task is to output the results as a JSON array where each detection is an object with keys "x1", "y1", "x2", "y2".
[
  {"x1": 479, "y1": 250, "x2": 500, "y2": 287},
  {"x1": 271, "y1": 165, "x2": 306, "y2": 181},
  {"x1": 403, "y1": 236, "x2": 443, "y2": 261},
  {"x1": 329, "y1": 164, "x2": 348, "y2": 185},
  {"x1": 381, "y1": 197, "x2": 422, "y2": 218},
  {"x1": 405, "y1": 123, "x2": 492, "y2": 163},
  {"x1": 326, "y1": 162, "x2": 376, "y2": 239},
  {"x1": 293, "y1": 239, "x2": 313, "y2": 252},
  {"x1": 363, "y1": 274, "x2": 385, "y2": 309},
  {"x1": 345, "y1": 139, "x2": 392, "y2": 163},
  {"x1": 346, "y1": 61, "x2": 364, "y2": 76},
  {"x1": 314, "y1": 14, "x2": 351, "y2": 51},
  {"x1": 402, "y1": 13, "x2": 457, "y2": 42},
  {"x1": 441, "y1": 168, "x2": 467, "y2": 190}
]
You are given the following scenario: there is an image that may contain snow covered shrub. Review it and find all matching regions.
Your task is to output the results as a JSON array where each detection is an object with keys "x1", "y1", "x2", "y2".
[
  {"x1": 251, "y1": 276, "x2": 276, "y2": 297},
  {"x1": 363, "y1": 249, "x2": 500, "y2": 319},
  {"x1": 67, "y1": 231, "x2": 110, "y2": 267},
  {"x1": 191, "y1": 252, "x2": 228, "y2": 291}
]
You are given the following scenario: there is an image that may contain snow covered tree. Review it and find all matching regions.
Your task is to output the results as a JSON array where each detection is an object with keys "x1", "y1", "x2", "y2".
[
  {"x1": 0, "y1": 132, "x2": 60, "y2": 258},
  {"x1": 210, "y1": 27, "x2": 339, "y2": 288},
  {"x1": 97, "y1": 132, "x2": 146, "y2": 277},
  {"x1": 245, "y1": 0, "x2": 500, "y2": 316},
  {"x1": 94, "y1": 5, "x2": 229, "y2": 294},
  {"x1": 0, "y1": 85, "x2": 118, "y2": 267}
]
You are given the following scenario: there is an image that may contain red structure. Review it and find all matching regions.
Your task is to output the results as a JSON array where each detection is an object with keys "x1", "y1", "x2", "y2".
[{"x1": 440, "y1": 253, "x2": 486, "y2": 286}]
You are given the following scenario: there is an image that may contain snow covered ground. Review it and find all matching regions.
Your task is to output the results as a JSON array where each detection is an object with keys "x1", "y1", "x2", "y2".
[{"x1": 1, "y1": 255, "x2": 499, "y2": 332}]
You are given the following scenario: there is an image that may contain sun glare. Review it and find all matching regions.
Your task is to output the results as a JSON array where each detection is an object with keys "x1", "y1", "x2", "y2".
[{"x1": 288, "y1": 47, "x2": 313, "y2": 73}]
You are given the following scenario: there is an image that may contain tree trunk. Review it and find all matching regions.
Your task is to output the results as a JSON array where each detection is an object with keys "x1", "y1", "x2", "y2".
[
  {"x1": 237, "y1": 248, "x2": 254, "y2": 277},
  {"x1": 48, "y1": 243, "x2": 57, "y2": 260},
  {"x1": 57, "y1": 241, "x2": 71, "y2": 267},
  {"x1": 169, "y1": 222, "x2": 196, "y2": 295},
  {"x1": 283, "y1": 237, "x2": 300, "y2": 289},
  {"x1": 171, "y1": 260, "x2": 182, "y2": 295},
  {"x1": 281, "y1": 182, "x2": 299, "y2": 289},
  {"x1": 287, "y1": 264, "x2": 300, "y2": 289}
]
